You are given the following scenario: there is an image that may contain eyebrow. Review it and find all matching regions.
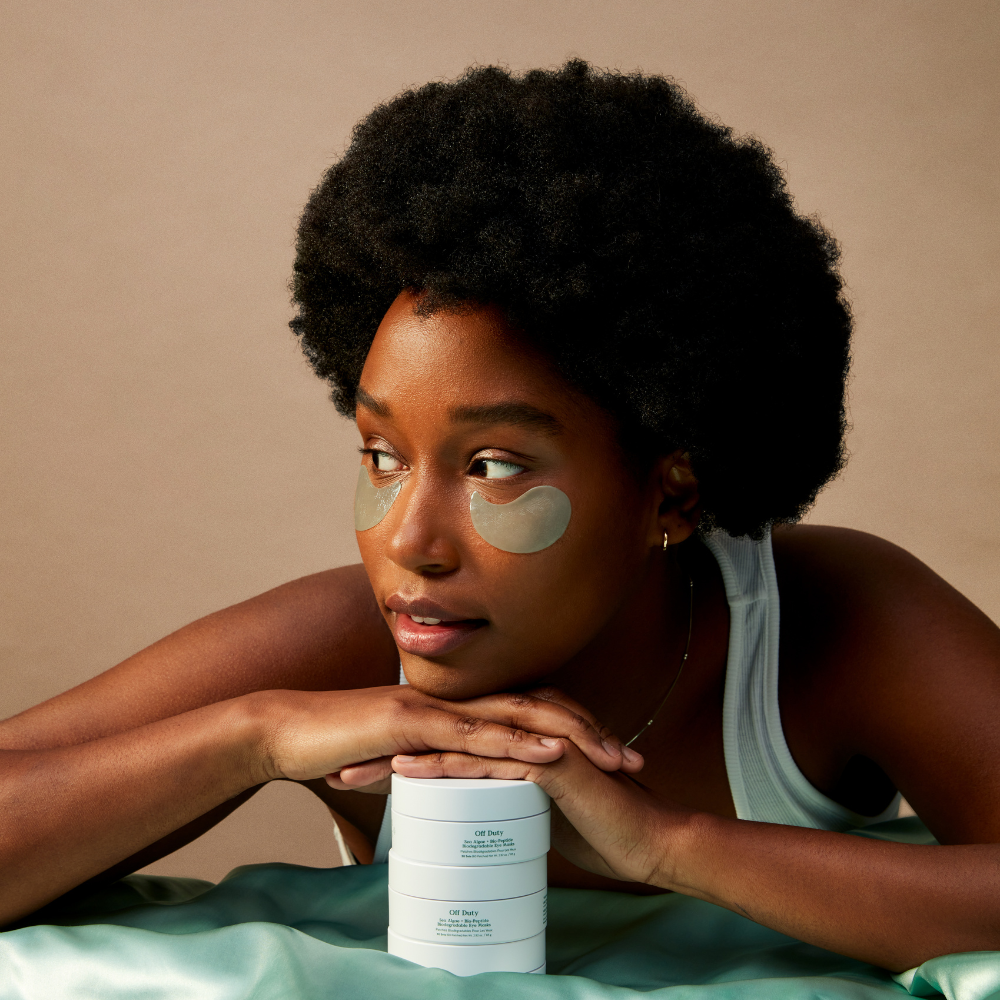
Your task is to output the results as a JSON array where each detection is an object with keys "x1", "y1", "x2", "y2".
[
  {"x1": 355, "y1": 386, "x2": 392, "y2": 417},
  {"x1": 448, "y1": 402, "x2": 563, "y2": 435},
  {"x1": 356, "y1": 386, "x2": 563, "y2": 435}
]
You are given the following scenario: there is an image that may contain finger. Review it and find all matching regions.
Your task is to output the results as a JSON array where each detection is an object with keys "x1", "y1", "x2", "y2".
[
  {"x1": 390, "y1": 742, "x2": 614, "y2": 818},
  {"x1": 335, "y1": 756, "x2": 395, "y2": 789},
  {"x1": 455, "y1": 688, "x2": 643, "y2": 773},
  {"x1": 324, "y1": 771, "x2": 392, "y2": 795},
  {"x1": 392, "y1": 744, "x2": 636, "y2": 838},
  {"x1": 392, "y1": 750, "x2": 548, "y2": 785},
  {"x1": 525, "y1": 686, "x2": 646, "y2": 773},
  {"x1": 383, "y1": 703, "x2": 569, "y2": 764}
]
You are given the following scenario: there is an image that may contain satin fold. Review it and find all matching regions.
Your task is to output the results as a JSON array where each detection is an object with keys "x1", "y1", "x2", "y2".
[{"x1": 2, "y1": 818, "x2": 993, "y2": 1000}]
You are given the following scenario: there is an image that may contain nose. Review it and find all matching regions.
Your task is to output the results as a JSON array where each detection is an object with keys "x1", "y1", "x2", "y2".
[{"x1": 384, "y1": 473, "x2": 463, "y2": 576}]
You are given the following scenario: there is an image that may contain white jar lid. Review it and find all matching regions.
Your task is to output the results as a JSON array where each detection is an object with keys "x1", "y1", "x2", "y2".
[
  {"x1": 387, "y1": 928, "x2": 545, "y2": 975},
  {"x1": 388, "y1": 886, "x2": 546, "y2": 945},
  {"x1": 388, "y1": 851, "x2": 547, "y2": 900},
  {"x1": 391, "y1": 811, "x2": 550, "y2": 866},
  {"x1": 391, "y1": 775, "x2": 550, "y2": 822}
]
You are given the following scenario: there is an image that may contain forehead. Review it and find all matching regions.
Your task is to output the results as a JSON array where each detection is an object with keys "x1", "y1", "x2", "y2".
[{"x1": 359, "y1": 292, "x2": 579, "y2": 419}]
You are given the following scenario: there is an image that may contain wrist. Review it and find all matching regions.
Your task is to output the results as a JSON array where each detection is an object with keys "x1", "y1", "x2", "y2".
[
  {"x1": 647, "y1": 805, "x2": 716, "y2": 892},
  {"x1": 228, "y1": 689, "x2": 289, "y2": 785}
]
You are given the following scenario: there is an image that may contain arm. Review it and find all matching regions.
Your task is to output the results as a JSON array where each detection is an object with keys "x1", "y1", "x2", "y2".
[
  {"x1": 0, "y1": 683, "x2": 619, "y2": 925},
  {"x1": 394, "y1": 528, "x2": 1000, "y2": 971},
  {"x1": 0, "y1": 567, "x2": 637, "y2": 924},
  {"x1": 671, "y1": 812, "x2": 999, "y2": 970},
  {"x1": 394, "y1": 741, "x2": 1000, "y2": 971},
  {"x1": 0, "y1": 565, "x2": 401, "y2": 751},
  {"x1": 699, "y1": 526, "x2": 1000, "y2": 967},
  {"x1": 0, "y1": 564, "x2": 401, "y2": 883},
  {"x1": 0, "y1": 696, "x2": 267, "y2": 925}
]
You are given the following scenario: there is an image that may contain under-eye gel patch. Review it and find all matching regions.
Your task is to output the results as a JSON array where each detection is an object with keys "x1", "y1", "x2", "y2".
[
  {"x1": 354, "y1": 466, "x2": 402, "y2": 530},
  {"x1": 470, "y1": 486, "x2": 571, "y2": 553}
]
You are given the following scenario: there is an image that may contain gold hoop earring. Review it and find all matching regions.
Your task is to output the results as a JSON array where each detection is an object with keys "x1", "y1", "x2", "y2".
[{"x1": 662, "y1": 531, "x2": 669, "y2": 552}]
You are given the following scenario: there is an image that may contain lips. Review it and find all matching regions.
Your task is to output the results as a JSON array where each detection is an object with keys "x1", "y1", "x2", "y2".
[{"x1": 386, "y1": 595, "x2": 488, "y2": 657}]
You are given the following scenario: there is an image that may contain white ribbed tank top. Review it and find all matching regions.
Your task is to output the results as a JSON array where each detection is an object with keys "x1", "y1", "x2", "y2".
[
  {"x1": 371, "y1": 528, "x2": 898, "y2": 862},
  {"x1": 703, "y1": 529, "x2": 899, "y2": 829}
]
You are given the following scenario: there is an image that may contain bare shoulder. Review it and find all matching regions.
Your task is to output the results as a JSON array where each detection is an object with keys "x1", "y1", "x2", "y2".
[
  {"x1": 772, "y1": 524, "x2": 1000, "y2": 842},
  {"x1": 772, "y1": 523, "x2": 958, "y2": 593},
  {"x1": 0, "y1": 563, "x2": 398, "y2": 749},
  {"x1": 771, "y1": 524, "x2": 1000, "y2": 656}
]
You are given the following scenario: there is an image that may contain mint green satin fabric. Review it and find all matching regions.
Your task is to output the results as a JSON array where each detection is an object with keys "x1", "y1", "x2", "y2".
[{"x1": 2, "y1": 818, "x2": 996, "y2": 1000}]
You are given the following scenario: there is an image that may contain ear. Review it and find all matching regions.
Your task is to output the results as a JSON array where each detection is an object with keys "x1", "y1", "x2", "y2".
[{"x1": 646, "y1": 450, "x2": 701, "y2": 549}]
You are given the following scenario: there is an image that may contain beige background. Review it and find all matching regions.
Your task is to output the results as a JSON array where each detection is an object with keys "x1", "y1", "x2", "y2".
[{"x1": 2, "y1": 1, "x2": 997, "y2": 881}]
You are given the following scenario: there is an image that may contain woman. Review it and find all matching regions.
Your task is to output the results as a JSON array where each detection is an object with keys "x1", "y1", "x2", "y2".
[{"x1": 1, "y1": 61, "x2": 998, "y2": 973}]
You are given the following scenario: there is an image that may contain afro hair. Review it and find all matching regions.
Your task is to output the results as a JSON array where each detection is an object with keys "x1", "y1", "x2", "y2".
[{"x1": 290, "y1": 59, "x2": 851, "y2": 538}]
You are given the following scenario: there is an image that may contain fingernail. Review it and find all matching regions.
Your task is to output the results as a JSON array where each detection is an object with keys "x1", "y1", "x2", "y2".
[
  {"x1": 622, "y1": 747, "x2": 642, "y2": 764},
  {"x1": 394, "y1": 755, "x2": 416, "y2": 762},
  {"x1": 601, "y1": 739, "x2": 621, "y2": 757},
  {"x1": 539, "y1": 738, "x2": 561, "y2": 748}
]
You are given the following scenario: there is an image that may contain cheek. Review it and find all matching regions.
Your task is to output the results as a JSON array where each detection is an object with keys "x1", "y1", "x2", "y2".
[
  {"x1": 355, "y1": 523, "x2": 397, "y2": 582},
  {"x1": 476, "y1": 483, "x2": 650, "y2": 664},
  {"x1": 353, "y1": 471, "x2": 651, "y2": 687}
]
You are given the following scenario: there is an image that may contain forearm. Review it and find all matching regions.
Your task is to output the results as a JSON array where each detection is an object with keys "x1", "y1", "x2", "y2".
[
  {"x1": 0, "y1": 694, "x2": 270, "y2": 925},
  {"x1": 666, "y1": 812, "x2": 1000, "y2": 971}
]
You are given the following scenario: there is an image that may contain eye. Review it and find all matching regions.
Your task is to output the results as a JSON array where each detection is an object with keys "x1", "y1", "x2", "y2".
[
  {"x1": 477, "y1": 459, "x2": 525, "y2": 480},
  {"x1": 373, "y1": 451, "x2": 403, "y2": 472}
]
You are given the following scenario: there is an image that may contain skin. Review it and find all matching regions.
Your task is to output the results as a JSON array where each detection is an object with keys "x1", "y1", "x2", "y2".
[{"x1": 1, "y1": 292, "x2": 999, "y2": 971}]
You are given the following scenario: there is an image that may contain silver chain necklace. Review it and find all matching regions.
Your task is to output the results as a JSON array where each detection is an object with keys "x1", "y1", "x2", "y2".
[{"x1": 624, "y1": 572, "x2": 695, "y2": 747}]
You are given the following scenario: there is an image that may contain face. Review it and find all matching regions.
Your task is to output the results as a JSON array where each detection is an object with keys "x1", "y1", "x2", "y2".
[{"x1": 355, "y1": 290, "x2": 663, "y2": 698}]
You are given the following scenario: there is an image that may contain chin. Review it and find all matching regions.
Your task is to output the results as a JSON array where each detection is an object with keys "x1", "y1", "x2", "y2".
[{"x1": 399, "y1": 654, "x2": 544, "y2": 701}]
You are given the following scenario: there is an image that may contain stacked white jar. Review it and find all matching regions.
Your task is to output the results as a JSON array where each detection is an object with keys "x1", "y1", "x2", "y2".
[{"x1": 387, "y1": 775, "x2": 550, "y2": 976}]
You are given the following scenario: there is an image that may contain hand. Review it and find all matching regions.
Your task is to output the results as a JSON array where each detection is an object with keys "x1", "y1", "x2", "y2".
[
  {"x1": 391, "y1": 740, "x2": 689, "y2": 887},
  {"x1": 253, "y1": 685, "x2": 644, "y2": 795}
]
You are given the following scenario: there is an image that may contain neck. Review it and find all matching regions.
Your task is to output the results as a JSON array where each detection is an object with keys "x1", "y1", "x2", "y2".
[{"x1": 542, "y1": 540, "x2": 696, "y2": 740}]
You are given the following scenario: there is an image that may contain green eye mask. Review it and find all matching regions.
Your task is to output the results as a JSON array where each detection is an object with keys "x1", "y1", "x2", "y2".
[
  {"x1": 354, "y1": 466, "x2": 402, "y2": 530},
  {"x1": 354, "y1": 464, "x2": 572, "y2": 552},
  {"x1": 470, "y1": 486, "x2": 572, "y2": 553}
]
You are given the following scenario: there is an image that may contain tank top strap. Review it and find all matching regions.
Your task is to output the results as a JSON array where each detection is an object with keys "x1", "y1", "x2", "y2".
[{"x1": 702, "y1": 529, "x2": 899, "y2": 831}]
